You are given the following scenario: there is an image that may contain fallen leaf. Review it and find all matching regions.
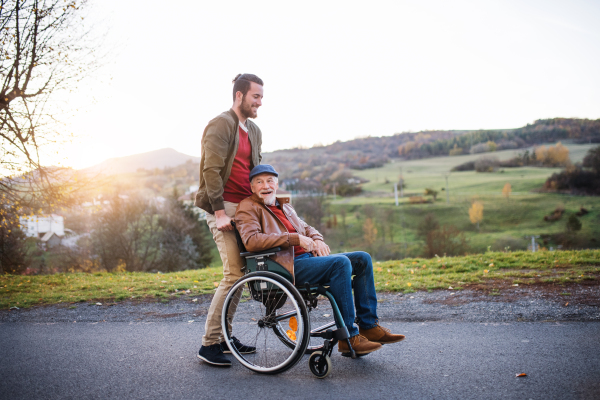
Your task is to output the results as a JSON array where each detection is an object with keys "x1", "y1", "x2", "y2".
[
  {"x1": 213, "y1": 282, "x2": 219, "y2": 288},
  {"x1": 489, "y1": 263, "x2": 494, "y2": 267},
  {"x1": 516, "y1": 373, "x2": 527, "y2": 377},
  {"x1": 448, "y1": 286, "x2": 453, "y2": 290},
  {"x1": 286, "y1": 330, "x2": 296, "y2": 341},
  {"x1": 192, "y1": 298, "x2": 198, "y2": 302},
  {"x1": 95, "y1": 302, "x2": 102, "y2": 306},
  {"x1": 484, "y1": 270, "x2": 489, "y2": 274},
  {"x1": 376, "y1": 267, "x2": 382, "y2": 272},
  {"x1": 407, "y1": 282, "x2": 412, "y2": 287},
  {"x1": 565, "y1": 302, "x2": 569, "y2": 306},
  {"x1": 289, "y1": 316, "x2": 298, "y2": 331}
]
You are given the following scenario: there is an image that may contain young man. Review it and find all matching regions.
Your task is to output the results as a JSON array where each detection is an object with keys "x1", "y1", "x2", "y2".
[
  {"x1": 235, "y1": 165, "x2": 406, "y2": 356},
  {"x1": 195, "y1": 74, "x2": 263, "y2": 366}
]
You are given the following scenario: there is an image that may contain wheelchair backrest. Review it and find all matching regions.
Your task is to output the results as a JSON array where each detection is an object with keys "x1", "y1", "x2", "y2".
[{"x1": 231, "y1": 221, "x2": 294, "y2": 283}]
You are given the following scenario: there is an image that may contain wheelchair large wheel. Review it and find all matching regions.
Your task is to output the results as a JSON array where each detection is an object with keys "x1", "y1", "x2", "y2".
[
  {"x1": 222, "y1": 272, "x2": 310, "y2": 374},
  {"x1": 273, "y1": 295, "x2": 336, "y2": 354}
]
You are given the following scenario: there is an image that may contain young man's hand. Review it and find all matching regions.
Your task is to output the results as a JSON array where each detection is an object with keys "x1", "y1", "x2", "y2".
[
  {"x1": 312, "y1": 240, "x2": 331, "y2": 257},
  {"x1": 299, "y1": 235, "x2": 315, "y2": 252},
  {"x1": 215, "y1": 210, "x2": 233, "y2": 231}
]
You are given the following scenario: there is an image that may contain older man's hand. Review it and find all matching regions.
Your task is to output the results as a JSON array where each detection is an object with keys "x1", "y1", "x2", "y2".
[
  {"x1": 312, "y1": 240, "x2": 330, "y2": 257},
  {"x1": 299, "y1": 235, "x2": 315, "y2": 252}
]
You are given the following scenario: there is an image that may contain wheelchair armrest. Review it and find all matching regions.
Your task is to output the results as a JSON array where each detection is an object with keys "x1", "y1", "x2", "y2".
[{"x1": 240, "y1": 247, "x2": 281, "y2": 258}]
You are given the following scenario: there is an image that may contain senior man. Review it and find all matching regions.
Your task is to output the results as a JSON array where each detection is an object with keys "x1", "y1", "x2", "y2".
[{"x1": 235, "y1": 165, "x2": 405, "y2": 356}]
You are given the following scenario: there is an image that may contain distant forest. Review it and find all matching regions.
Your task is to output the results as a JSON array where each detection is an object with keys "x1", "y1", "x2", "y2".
[{"x1": 263, "y1": 118, "x2": 600, "y2": 195}]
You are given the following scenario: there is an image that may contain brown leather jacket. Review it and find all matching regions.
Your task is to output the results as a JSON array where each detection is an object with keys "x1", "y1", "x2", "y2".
[{"x1": 234, "y1": 193, "x2": 324, "y2": 282}]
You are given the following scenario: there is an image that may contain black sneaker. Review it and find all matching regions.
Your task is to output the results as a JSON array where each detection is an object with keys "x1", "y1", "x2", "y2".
[
  {"x1": 221, "y1": 336, "x2": 256, "y2": 354},
  {"x1": 197, "y1": 344, "x2": 231, "y2": 366}
]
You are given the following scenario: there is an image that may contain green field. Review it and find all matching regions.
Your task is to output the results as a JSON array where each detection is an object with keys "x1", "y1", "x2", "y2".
[
  {"x1": 351, "y1": 142, "x2": 594, "y2": 196},
  {"x1": 313, "y1": 143, "x2": 599, "y2": 258},
  {"x1": 2, "y1": 250, "x2": 598, "y2": 309}
]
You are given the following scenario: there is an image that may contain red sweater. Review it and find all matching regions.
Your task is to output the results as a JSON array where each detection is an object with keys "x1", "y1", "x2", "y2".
[
  {"x1": 223, "y1": 125, "x2": 253, "y2": 203},
  {"x1": 267, "y1": 204, "x2": 306, "y2": 256}
]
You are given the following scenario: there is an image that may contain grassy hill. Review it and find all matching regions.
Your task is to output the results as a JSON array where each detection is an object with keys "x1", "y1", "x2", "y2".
[{"x1": 2, "y1": 249, "x2": 598, "y2": 309}]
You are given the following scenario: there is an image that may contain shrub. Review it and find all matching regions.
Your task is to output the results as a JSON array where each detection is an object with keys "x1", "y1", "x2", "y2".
[
  {"x1": 424, "y1": 225, "x2": 469, "y2": 257},
  {"x1": 470, "y1": 142, "x2": 491, "y2": 154},
  {"x1": 566, "y1": 215, "x2": 582, "y2": 233},
  {"x1": 544, "y1": 207, "x2": 565, "y2": 222},
  {"x1": 449, "y1": 145, "x2": 464, "y2": 156},
  {"x1": 451, "y1": 161, "x2": 475, "y2": 172},
  {"x1": 417, "y1": 213, "x2": 439, "y2": 239},
  {"x1": 474, "y1": 156, "x2": 499, "y2": 172}
]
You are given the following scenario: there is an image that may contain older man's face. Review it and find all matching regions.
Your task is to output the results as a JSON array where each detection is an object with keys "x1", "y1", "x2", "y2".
[{"x1": 251, "y1": 173, "x2": 278, "y2": 205}]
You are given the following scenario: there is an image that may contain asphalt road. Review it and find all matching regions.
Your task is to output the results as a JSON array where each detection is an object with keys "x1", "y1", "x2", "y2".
[{"x1": 1, "y1": 321, "x2": 599, "y2": 400}]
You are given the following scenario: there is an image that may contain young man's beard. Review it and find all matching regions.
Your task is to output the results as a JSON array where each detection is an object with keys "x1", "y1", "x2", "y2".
[{"x1": 240, "y1": 94, "x2": 257, "y2": 119}]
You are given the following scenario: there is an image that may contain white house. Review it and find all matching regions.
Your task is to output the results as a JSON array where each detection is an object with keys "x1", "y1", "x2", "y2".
[{"x1": 19, "y1": 214, "x2": 65, "y2": 238}]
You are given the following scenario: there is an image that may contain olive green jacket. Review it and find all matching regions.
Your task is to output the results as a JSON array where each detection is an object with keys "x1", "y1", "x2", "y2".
[{"x1": 194, "y1": 109, "x2": 262, "y2": 214}]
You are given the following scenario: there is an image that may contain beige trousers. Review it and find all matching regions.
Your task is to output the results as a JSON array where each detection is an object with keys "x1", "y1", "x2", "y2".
[{"x1": 202, "y1": 201, "x2": 245, "y2": 346}]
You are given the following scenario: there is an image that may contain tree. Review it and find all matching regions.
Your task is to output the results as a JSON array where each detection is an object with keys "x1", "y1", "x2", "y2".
[
  {"x1": 157, "y1": 197, "x2": 213, "y2": 272},
  {"x1": 1, "y1": 0, "x2": 100, "y2": 208},
  {"x1": 502, "y1": 183, "x2": 512, "y2": 201},
  {"x1": 469, "y1": 201, "x2": 483, "y2": 230},
  {"x1": 417, "y1": 213, "x2": 439, "y2": 239},
  {"x1": 424, "y1": 225, "x2": 468, "y2": 258},
  {"x1": 362, "y1": 217, "x2": 377, "y2": 252},
  {"x1": 91, "y1": 196, "x2": 162, "y2": 272},
  {"x1": 566, "y1": 214, "x2": 582, "y2": 233},
  {"x1": 582, "y1": 145, "x2": 600, "y2": 174},
  {"x1": 293, "y1": 195, "x2": 325, "y2": 232},
  {"x1": 0, "y1": 197, "x2": 29, "y2": 273},
  {"x1": 424, "y1": 188, "x2": 438, "y2": 201}
]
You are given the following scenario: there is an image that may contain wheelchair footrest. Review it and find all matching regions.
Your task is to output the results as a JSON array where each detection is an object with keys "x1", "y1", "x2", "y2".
[{"x1": 312, "y1": 326, "x2": 350, "y2": 341}]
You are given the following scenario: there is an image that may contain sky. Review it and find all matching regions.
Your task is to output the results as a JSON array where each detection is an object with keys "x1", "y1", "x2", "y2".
[{"x1": 62, "y1": 0, "x2": 600, "y2": 169}]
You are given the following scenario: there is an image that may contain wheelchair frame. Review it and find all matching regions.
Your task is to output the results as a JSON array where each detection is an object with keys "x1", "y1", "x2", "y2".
[{"x1": 220, "y1": 222, "x2": 357, "y2": 378}]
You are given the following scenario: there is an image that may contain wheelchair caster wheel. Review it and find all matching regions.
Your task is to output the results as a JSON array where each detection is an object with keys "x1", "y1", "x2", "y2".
[{"x1": 308, "y1": 352, "x2": 332, "y2": 379}]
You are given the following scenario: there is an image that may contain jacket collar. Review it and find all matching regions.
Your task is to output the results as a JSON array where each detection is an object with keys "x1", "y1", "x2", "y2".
[
  {"x1": 228, "y1": 108, "x2": 239, "y2": 125},
  {"x1": 249, "y1": 193, "x2": 290, "y2": 209}
]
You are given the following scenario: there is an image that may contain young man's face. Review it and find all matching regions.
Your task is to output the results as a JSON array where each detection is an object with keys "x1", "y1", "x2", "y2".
[
  {"x1": 250, "y1": 173, "x2": 278, "y2": 205},
  {"x1": 239, "y1": 82, "x2": 263, "y2": 119}
]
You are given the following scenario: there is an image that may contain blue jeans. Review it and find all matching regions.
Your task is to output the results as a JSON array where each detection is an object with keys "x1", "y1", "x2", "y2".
[{"x1": 294, "y1": 251, "x2": 379, "y2": 337}]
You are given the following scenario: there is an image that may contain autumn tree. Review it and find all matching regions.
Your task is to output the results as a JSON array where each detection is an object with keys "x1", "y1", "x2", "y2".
[
  {"x1": 362, "y1": 217, "x2": 377, "y2": 252},
  {"x1": 469, "y1": 201, "x2": 484, "y2": 230},
  {"x1": 0, "y1": 0, "x2": 100, "y2": 209},
  {"x1": 424, "y1": 188, "x2": 438, "y2": 201},
  {"x1": 502, "y1": 183, "x2": 511, "y2": 201}
]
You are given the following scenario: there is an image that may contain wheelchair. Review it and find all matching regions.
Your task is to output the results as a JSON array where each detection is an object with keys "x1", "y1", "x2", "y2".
[{"x1": 221, "y1": 222, "x2": 357, "y2": 378}]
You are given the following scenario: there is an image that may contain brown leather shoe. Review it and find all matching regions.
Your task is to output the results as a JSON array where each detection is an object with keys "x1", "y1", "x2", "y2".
[
  {"x1": 359, "y1": 324, "x2": 405, "y2": 344},
  {"x1": 338, "y1": 334, "x2": 382, "y2": 356}
]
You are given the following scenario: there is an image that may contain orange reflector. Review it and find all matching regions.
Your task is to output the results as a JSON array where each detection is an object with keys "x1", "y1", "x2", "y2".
[
  {"x1": 289, "y1": 316, "x2": 298, "y2": 332},
  {"x1": 286, "y1": 330, "x2": 296, "y2": 341}
]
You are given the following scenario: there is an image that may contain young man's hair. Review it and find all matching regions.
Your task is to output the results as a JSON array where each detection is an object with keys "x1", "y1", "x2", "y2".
[{"x1": 232, "y1": 73, "x2": 263, "y2": 102}]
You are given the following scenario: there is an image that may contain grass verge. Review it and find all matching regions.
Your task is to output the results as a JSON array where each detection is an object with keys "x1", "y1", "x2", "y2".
[{"x1": 1, "y1": 250, "x2": 598, "y2": 309}]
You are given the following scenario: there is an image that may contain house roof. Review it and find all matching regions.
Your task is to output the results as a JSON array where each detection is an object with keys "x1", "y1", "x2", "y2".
[{"x1": 40, "y1": 231, "x2": 61, "y2": 242}]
